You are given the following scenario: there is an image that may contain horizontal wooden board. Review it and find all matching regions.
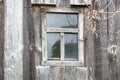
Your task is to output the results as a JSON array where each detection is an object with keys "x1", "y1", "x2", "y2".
[
  {"x1": 31, "y1": 0, "x2": 56, "y2": 5},
  {"x1": 31, "y1": 0, "x2": 91, "y2": 5},
  {"x1": 70, "y1": 0, "x2": 91, "y2": 5},
  {"x1": 42, "y1": 61, "x2": 84, "y2": 66},
  {"x1": 36, "y1": 66, "x2": 88, "y2": 80}
]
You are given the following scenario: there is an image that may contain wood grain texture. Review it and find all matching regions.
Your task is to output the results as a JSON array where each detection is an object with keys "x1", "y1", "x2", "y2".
[
  {"x1": 36, "y1": 66, "x2": 88, "y2": 80},
  {"x1": 70, "y1": 0, "x2": 91, "y2": 5},
  {"x1": 94, "y1": 1, "x2": 108, "y2": 80},
  {"x1": 94, "y1": 0, "x2": 120, "y2": 80},
  {"x1": 0, "y1": 0, "x2": 4, "y2": 80},
  {"x1": 31, "y1": 0, "x2": 91, "y2": 5},
  {"x1": 23, "y1": 0, "x2": 32, "y2": 80},
  {"x1": 31, "y1": 0, "x2": 56, "y2": 5},
  {"x1": 84, "y1": 8, "x2": 95, "y2": 80},
  {"x1": 4, "y1": 0, "x2": 23, "y2": 80}
]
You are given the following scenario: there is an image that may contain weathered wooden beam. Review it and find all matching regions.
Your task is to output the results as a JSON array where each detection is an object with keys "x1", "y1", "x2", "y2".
[
  {"x1": 0, "y1": 0, "x2": 4, "y2": 80},
  {"x1": 36, "y1": 66, "x2": 88, "y2": 80},
  {"x1": 31, "y1": 0, "x2": 56, "y2": 5},
  {"x1": 31, "y1": 0, "x2": 91, "y2": 5},
  {"x1": 70, "y1": 0, "x2": 91, "y2": 5},
  {"x1": 4, "y1": 0, "x2": 23, "y2": 80}
]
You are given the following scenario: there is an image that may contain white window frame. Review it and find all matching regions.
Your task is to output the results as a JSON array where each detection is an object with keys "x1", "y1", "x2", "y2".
[{"x1": 41, "y1": 7, "x2": 84, "y2": 66}]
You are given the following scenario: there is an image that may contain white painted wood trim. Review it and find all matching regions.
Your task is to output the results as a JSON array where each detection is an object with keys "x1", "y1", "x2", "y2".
[
  {"x1": 61, "y1": 33, "x2": 65, "y2": 61},
  {"x1": 79, "y1": 13, "x2": 84, "y2": 40},
  {"x1": 42, "y1": 61, "x2": 84, "y2": 66},
  {"x1": 42, "y1": 12, "x2": 47, "y2": 61},
  {"x1": 47, "y1": 8, "x2": 79, "y2": 13},
  {"x1": 78, "y1": 13, "x2": 84, "y2": 64},
  {"x1": 4, "y1": 0, "x2": 23, "y2": 80},
  {"x1": 46, "y1": 28, "x2": 78, "y2": 33}
]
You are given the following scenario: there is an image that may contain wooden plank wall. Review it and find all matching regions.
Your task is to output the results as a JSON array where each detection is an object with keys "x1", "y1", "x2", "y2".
[
  {"x1": 3, "y1": 0, "x2": 120, "y2": 80},
  {"x1": 0, "y1": 0, "x2": 4, "y2": 80},
  {"x1": 36, "y1": 66, "x2": 88, "y2": 80},
  {"x1": 95, "y1": 0, "x2": 120, "y2": 80}
]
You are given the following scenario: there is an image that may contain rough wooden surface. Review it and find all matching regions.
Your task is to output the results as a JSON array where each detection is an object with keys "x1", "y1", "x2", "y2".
[
  {"x1": 36, "y1": 66, "x2": 88, "y2": 80},
  {"x1": 94, "y1": 0, "x2": 120, "y2": 80},
  {"x1": 0, "y1": 0, "x2": 4, "y2": 80},
  {"x1": 31, "y1": 0, "x2": 56, "y2": 5},
  {"x1": 94, "y1": 1, "x2": 108, "y2": 79},
  {"x1": 31, "y1": 0, "x2": 91, "y2": 5},
  {"x1": 70, "y1": 0, "x2": 91, "y2": 5},
  {"x1": 23, "y1": 0, "x2": 32, "y2": 80},
  {"x1": 4, "y1": 0, "x2": 23, "y2": 80}
]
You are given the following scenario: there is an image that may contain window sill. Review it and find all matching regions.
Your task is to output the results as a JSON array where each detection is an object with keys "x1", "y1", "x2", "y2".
[{"x1": 42, "y1": 61, "x2": 84, "y2": 67}]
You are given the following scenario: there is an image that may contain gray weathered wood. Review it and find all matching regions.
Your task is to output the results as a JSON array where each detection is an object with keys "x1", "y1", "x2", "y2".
[
  {"x1": 0, "y1": 0, "x2": 4, "y2": 80},
  {"x1": 36, "y1": 66, "x2": 88, "y2": 80},
  {"x1": 23, "y1": 0, "x2": 32, "y2": 80},
  {"x1": 32, "y1": 6, "x2": 42, "y2": 66},
  {"x1": 84, "y1": 8, "x2": 95, "y2": 80},
  {"x1": 4, "y1": 0, "x2": 23, "y2": 80},
  {"x1": 31, "y1": 0, "x2": 91, "y2": 5},
  {"x1": 31, "y1": 0, "x2": 56, "y2": 5},
  {"x1": 70, "y1": 0, "x2": 91, "y2": 5}
]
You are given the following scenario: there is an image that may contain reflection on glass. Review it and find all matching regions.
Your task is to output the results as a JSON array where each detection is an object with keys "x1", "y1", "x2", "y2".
[
  {"x1": 64, "y1": 34, "x2": 78, "y2": 61},
  {"x1": 47, "y1": 33, "x2": 60, "y2": 60},
  {"x1": 46, "y1": 13, "x2": 78, "y2": 28}
]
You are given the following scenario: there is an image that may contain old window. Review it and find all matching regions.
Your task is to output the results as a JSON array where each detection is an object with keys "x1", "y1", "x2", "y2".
[{"x1": 41, "y1": 8, "x2": 84, "y2": 66}]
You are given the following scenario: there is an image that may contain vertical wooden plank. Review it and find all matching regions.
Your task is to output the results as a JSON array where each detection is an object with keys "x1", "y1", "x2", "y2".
[
  {"x1": 76, "y1": 67, "x2": 88, "y2": 80},
  {"x1": 56, "y1": 0, "x2": 70, "y2": 7},
  {"x1": 48, "y1": 67, "x2": 62, "y2": 80},
  {"x1": 32, "y1": 6, "x2": 42, "y2": 66},
  {"x1": 36, "y1": 66, "x2": 50, "y2": 80},
  {"x1": 0, "y1": 0, "x2": 4, "y2": 80},
  {"x1": 62, "y1": 67, "x2": 77, "y2": 80},
  {"x1": 4, "y1": 0, "x2": 23, "y2": 80},
  {"x1": 23, "y1": 0, "x2": 33, "y2": 80},
  {"x1": 94, "y1": 1, "x2": 108, "y2": 80},
  {"x1": 107, "y1": 0, "x2": 118, "y2": 80},
  {"x1": 84, "y1": 8, "x2": 95, "y2": 80},
  {"x1": 115, "y1": 1, "x2": 120, "y2": 80}
]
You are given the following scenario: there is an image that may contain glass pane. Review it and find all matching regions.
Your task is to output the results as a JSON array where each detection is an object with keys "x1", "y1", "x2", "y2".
[
  {"x1": 46, "y1": 13, "x2": 78, "y2": 28},
  {"x1": 64, "y1": 33, "x2": 78, "y2": 61},
  {"x1": 47, "y1": 33, "x2": 61, "y2": 60}
]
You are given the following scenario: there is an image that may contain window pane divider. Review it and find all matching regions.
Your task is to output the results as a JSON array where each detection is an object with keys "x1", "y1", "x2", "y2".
[
  {"x1": 61, "y1": 33, "x2": 65, "y2": 61},
  {"x1": 46, "y1": 28, "x2": 78, "y2": 33}
]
